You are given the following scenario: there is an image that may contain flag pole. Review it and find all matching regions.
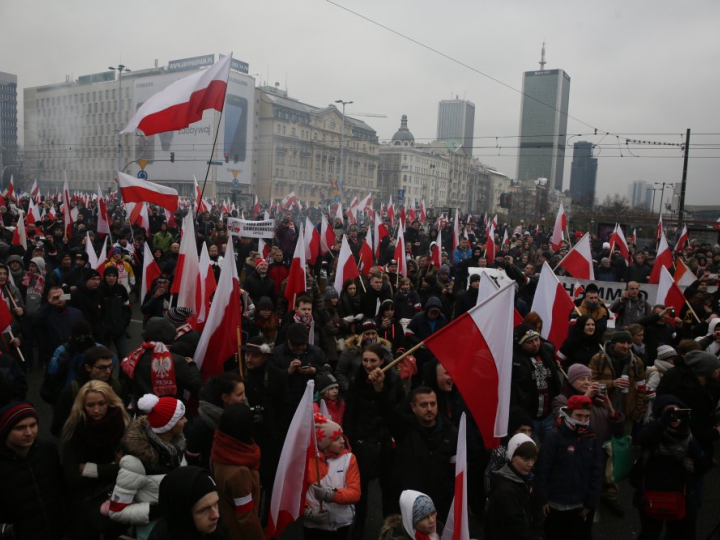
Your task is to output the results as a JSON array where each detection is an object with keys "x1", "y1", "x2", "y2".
[
  {"x1": 381, "y1": 341, "x2": 426, "y2": 373},
  {"x1": 684, "y1": 300, "x2": 701, "y2": 323},
  {"x1": 2, "y1": 285, "x2": 26, "y2": 362},
  {"x1": 236, "y1": 326, "x2": 243, "y2": 377}
]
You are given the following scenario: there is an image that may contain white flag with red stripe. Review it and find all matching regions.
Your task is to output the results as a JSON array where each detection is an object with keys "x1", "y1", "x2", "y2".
[
  {"x1": 531, "y1": 262, "x2": 576, "y2": 351},
  {"x1": 334, "y1": 235, "x2": 361, "y2": 292},
  {"x1": 284, "y1": 230, "x2": 307, "y2": 311},
  {"x1": 11, "y1": 211, "x2": 27, "y2": 250},
  {"x1": 170, "y1": 212, "x2": 201, "y2": 316},
  {"x1": 258, "y1": 238, "x2": 271, "y2": 260},
  {"x1": 304, "y1": 217, "x2": 320, "y2": 266},
  {"x1": 386, "y1": 196, "x2": 395, "y2": 226},
  {"x1": 550, "y1": 202, "x2": 567, "y2": 251},
  {"x1": 121, "y1": 54, "x2": 231, "y2": 136},
  {"x1": 62, "y1": 175, "x2": 73, "y2": 237},
  {"x1": 359, "y1": 234, "x2": 374, "y2": 277},
  {"x1": 442, "y1": 413, "x2": 469, "y2": 540},
  {"x1": 30, "y1": 180, "x2": 39, "y2": 202},
  {"x1": 657, "y1": 266, "x2": 686, "y2": 316},
  {"x1": 116, "y1": 171, "x2": 179, "y2": 212},
  {"x1": 674, "y1": 225, "x2": 689, "y2": 253},
  {"x1": 394, "y1": 220, "x2": 407, "y2": 277},
  {"x1": 197, "y1": 243, "x2": 217, "y2": 330},
  {"x1": 27, "y1": 198, "x2": 40, "y2": 224},
  {"x1": 140, "y1": 241, "x2": 161, "y2": 305},
  {"x1": 194, "y1": 177, "x2": 209, "y2": 214},
  {"x1": 320, "y1": 213, "x2": 335, "y2": 255},
  {"x1": 374, "y1": 213, "x2": 388, "y2": 260},
  {"x1": 84, "y1": 234, "x2": 98, "y2": 269},
  {"x1": 649, "y1": 233, "x2": 673, "y2": 284},
  {"x1": 484, "y1": 224, "x2": 496, "y2": 265},
  {"x1": 453, "y1": 209, "x2": 460, "y2": 255},
  {"x1": 96, "y1": 237, "x2": 109, "y2": 273},
  {"x1": 420, "y1": 200, "x2": 427, "y2": 222},
  {"x1": 609, "y1": 223, "x2": 630, "y2": 263},
  {"x1": 558, "y1": 232, "x2": 595, "y2": 280},
  {"x1": 96, "y1": 184, "x2": 110, "y2": 235},
  {"x1": 281, "y1": 191, "x2": 297, "y2": 209}
]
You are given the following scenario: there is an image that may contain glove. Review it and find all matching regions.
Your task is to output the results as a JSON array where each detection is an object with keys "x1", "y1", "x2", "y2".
[
  {"x1": 313, "y1": 484, "x2": 336, "y2": 503},
  {"x1": 354, "y1": 313, "x2": 364, "y2": 321},
  {"x1": 304, "y1": 508, "x2": 330, "y2": 523},
  {"x1": 343, "y1": 315, "x2": 355, "y2": 323}
]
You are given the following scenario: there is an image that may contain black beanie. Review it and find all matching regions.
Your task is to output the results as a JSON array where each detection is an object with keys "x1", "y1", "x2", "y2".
[
  {"x1": 218, "y1": 403, "x2": 254, "y2": 444},
  {"x1": 158, "y1": 466, "x2": 218, "y2": 532}
]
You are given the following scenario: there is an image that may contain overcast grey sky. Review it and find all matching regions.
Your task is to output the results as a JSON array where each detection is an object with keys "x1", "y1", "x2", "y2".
[{"x1": 2, "y1": 0, "x2": 719, "y2": 206}]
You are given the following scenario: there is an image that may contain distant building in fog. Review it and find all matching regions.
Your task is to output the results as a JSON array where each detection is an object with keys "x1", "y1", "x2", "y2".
[
  {"x1": 569, "y1": 141, "x2": 597, "y2": 208},
  {"x1": 437, "y1": 98, "x2": 475, "y2": 156},
  {"x1": 0, "y1": 71, "x2": 18, "y2": 183}
]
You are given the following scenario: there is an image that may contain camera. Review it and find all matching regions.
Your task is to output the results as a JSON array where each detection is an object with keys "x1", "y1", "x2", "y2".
[
  {"x1": 249, "y1": 405, "x2": 265, "y2": 425},
  {"x1": 598, "y1": 384, "x2": 607, "y2": 394},
  {"x1": 670, "y1": 408, "x2": 691, "y2": 422}
]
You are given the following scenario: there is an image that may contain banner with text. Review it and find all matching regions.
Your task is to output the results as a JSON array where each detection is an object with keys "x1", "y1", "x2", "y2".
[{"x1": 227, "y1": 218, "x2": 275, "y2": 239}]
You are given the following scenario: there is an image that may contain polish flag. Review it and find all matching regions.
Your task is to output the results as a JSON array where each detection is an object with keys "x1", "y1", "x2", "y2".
[
  {"x1": 359, "y1": 235, "x2": 374, "y2": 277},
  {"x1": 420, "y1": 200, "x2": 427, "y2": 222},
  {"x1": 62, "y1": 175, "x2": 73, "y2": 237},
  {"x1": 140, "y1": 241, "x2": 161, "y2": 305},
  {"x1": 630, "y1": 228, "x2": 637, "y2": 245},
  {"x1": 407, "y1": 199, "x2": 416, "y2": 224},
  {"x1": 194, "y1": 177, "x2": 209, "y2": 214},
  {"x1": 126, "y1": 202, "x2": 150, "y2": 232},
  {"x1": 96, "y1": 184, "x2": 110, "y2": 235},
  {"x1": 84, "y1": 234, "x2": 98, "y2": 269},
  {"x1": 475, "y1": 272, "x2": 524, "y2": 326},
  {"x1": 431, "y1": 235, "x2": 442, "y2": 269},
  {"x1": 267, "y1": 381, "x2": 316, "y2": 538},
  {"x1": 484, "y1": 224, "x2": 495, "y2": 265},
  {"x1": 116, "y1": 171, "x2": 179, "y2": 212},
  {"x1": 348, "y1": 196, "x2": 359, "y2": 214},
  {"x1": 281, "y1": 191, "x2": 297, "y2": 209},
  {"x1": 95, "y1": 237, "x2": 109, "y2": 273},
  {"x1": 674, "y1": 225, "x2": 689, "y2": 253},
  {"x1": 6, "y1": 176, "x2": 14, "y2": 199},
  {"x1": 31, "y1": 180, "x2": 39, "y2": 203},
  {"x1": 453, "y1": 209, "x2": 460, "y2": 256},
  {"x1": 657, "y1": 266, "x2": 686, "y2": 316},
  {"x1": 394, "y1": 220, "x2": 407, "y2": 277},
  {"x1": 550, "y1": 202, "x2": 567, "y2": 251},
  {"x1": 442, "y1": 413, "x2": 470, "y2": 540},
  {"x1": 674, "y1": 258, "x2": 697, "y2": 288},
  {"x1": 253, "y1": 195, "x2": 260, "y2": 217},
  {"x1": 501, "y1": 229, "x2": 510, "y2": 246},
  {"x1": 558, "y1": 232, "x2": 595, "y2": 280},
  {"x1": 608, "y1": 223, "x2": 630, "y2": 264},
  {"x1": 304, "y1": 217, "x2": 320, "y2": 266},
  {"x1": 320, "y1": 213, "x2": 335, "y2": 255},
  {"x1": 649, "y1": 233, "x2": 673, "y2": 284},
  {"x1": 170, "y1": 212, "x2": 201, "y2": 316},
  {"x1": 399, "y1": 204, "x2": 406, "y2": 227},
  {"x1": 121, "y1": 53, "x2": 232, "y2": 136},
  {"x1": 11, "y1": 211, "x2": 27, "y2": 250},
  {"x1": 194, "y1": 239, "x2": 242, "y2": 378},
  {"x1": 334, "y1": 202, "x2": 343, "y2": 223},
  {"x1": 358, "y1": 193, "x2": 372, "y2": 214},
  {"x1": 346, "y1": 204, "x2": 357, "y2": 226},
  {"x1": 425, "y1": 283, "x2": 514, "y2": 448},
  {"x1": 284, "y1": 232, "x2": 307, "y2": 311},
  {"x1": 573, "y1": 280, "x2": 585, "y2": 300},
  {"x1": 531, "y1": 262, "x2": 575, "y2": 351},
  {"x1": 164, "y1": 208, "x2": 177, "y2": 229},
  {"x1": 387, "y1": 196, "x2": 395, "y2": 226},
  {"x1": 654, "y1": 215, "x2": 663, "y2": 244},
  {"x1": 334, "y1": 235, "x2": 361, "y2": 292},
  {"x1": 27, "y1": 198, "x2": 40, "y2": 225},
  {"x1": 197, "y1": 243, "x2": 217, "y2": 330},
  {"x1": 258, "y1": 238, "x2": 271, "y2": 260},
  {"x1": 373, "y1": 212, "x2": 388, "y2": 260}
]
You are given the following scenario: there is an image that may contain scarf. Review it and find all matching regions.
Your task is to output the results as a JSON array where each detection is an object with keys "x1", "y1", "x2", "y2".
[
  {"x1": 175, "y1": 323, "x2": 194, "y2": 338},
  {"x1": 633, "y1": 342, "x2": 646, "y2": 356},
  {"x1": 294, "y1": 313, "x2": 313, "y2": 327},
  {"x1": 75, "y1": 406, "x2": 126, "y2": 449},
  {"x1": 121, "y1": 341, "x2": 177, "y2": 396},
  {"x1": 21, "y1": 272, "x2": 45, "y2": 294},
  {"x1": 211, "y1": 429, "x2": 261, "y2": 470},
  {"x1": 146, "y1": 425, "x2": 186, "y2": 468},
  {"x1": 656, "y1": 427, "x2": 692, "y2": 467}
]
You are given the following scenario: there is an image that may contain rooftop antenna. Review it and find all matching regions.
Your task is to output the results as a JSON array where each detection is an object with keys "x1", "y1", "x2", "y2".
[{"x1": 539, "y1": 41, "x2": 546, "y2": 70}]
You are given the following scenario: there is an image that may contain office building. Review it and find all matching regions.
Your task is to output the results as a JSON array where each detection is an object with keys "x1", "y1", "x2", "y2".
[
  {"x1": 516, "y1": 45, "x2": 571, "y2": 191},
  {"x1": 0, "y1": 71, "x2": 18, "y2": 182},
  {"x1": 437, "y1": 98, "x2": 475, "y2": 156},
  {"x1": 629, "y1": 180, "x2": 652, "y2": 211},
  {"x1": 569, "y1": 141, "x2": 598, "y2": 208}
]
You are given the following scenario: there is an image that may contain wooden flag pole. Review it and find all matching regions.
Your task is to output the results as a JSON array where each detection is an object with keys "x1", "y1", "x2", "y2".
[
  {"x1": 236, "y1": 326, "x2": 243, "y2": 377},
  {"x1": 381, "y1": 341, "x2": 426, "y2": 373},
  {"x1": 2, "y1": 286, "x2": 26, "y2": 362}
]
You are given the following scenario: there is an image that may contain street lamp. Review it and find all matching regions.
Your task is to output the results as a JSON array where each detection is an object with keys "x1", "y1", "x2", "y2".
[
  {"x1": 108, "y1": 64, "x2": 131, "y2": 175},
  {"x1": 654, "y1": 182, "x2": 674, "y2": 219},
  {"x1": 334, "y1": 99, "x2": 353, "y2": 202}
]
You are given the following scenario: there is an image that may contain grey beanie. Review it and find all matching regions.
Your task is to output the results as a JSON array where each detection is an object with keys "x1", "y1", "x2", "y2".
[
  {"x1": 325, "y1": 286, "x2": 339, "y2": 301},
  {"x1": 684, "y1": 350, "x2": 720, "y2": 377},
  {"x1": 143, "y1": 317, "x2": 177, "y2": 345}
]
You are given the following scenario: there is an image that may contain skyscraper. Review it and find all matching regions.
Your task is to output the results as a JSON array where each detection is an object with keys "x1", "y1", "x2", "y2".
[
  {"x1": 569, "y1": 141, "x2": 598, "y2": 208},
  {"x1": 0, "y1": 71, "x2": 18, "y2": 182},
  {"x1": 437, "y1": 98, "x2": 475, "y2": 156},
  {"x1": 629, "y1": 180, "x2": 652, "y2": 211},
  {"x1": 516, "y1": 45, "x2": 571, "y2": 191}
]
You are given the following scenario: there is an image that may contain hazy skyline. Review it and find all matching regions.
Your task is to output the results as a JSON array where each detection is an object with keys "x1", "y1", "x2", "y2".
[{"x1": 2, "y1": 0, "x2": 719, "y2": 207}]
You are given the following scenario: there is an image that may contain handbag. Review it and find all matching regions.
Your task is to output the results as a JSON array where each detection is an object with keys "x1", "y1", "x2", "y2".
[
  {"x1": 82, "y1": 483, "x2": 115, "y2": 533},
  {"x1": 643, "y1": 488, "x2": 686, "y2": 521},
  {"x1": 603, "y1": 435, "x2": 633, "y2": 483}
]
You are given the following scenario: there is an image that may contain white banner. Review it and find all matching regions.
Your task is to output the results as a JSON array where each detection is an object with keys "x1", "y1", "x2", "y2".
[
  {"x1": 227, "y1": 218, "x2": 275, "y2": 239},
  {"x1": 556, "y1": 276, "x2": 660, "y2": 305}
]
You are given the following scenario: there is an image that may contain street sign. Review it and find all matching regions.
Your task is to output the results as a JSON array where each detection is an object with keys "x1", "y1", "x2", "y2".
[
  {"x1": 398, "y1": 189, "x2": 405, "y2": 200},
  {"x1": 232, "y1": 178, "x2": 239, "y2": 188},
  {"x1": 137, "y1": 170, "x2": 148, "y2": 180}
]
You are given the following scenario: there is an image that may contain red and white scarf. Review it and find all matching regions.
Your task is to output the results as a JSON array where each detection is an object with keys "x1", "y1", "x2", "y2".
[{"x1": 121, "y1": 342, "x2": 177, "y2": 397}]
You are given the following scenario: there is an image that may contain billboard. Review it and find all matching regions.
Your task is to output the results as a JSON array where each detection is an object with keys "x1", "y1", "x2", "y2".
[
  {"x1": 131, "y1": 66, "x2": 254, "y2": 189},
  {"x1": 168, "y1": 54, "x2": 215, "y2": 72}
]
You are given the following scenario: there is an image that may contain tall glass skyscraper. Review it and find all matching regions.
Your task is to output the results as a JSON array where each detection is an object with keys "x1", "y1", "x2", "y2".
[
  {"x1": 0, "y1": 71, "x2": 18, "y2": 178},
  {"x1": 437, "y1": 99, "x2": 475, "y2": 156},
  {"x1": 516, "y1": 68, "x2": 571, "y2": 191},
  {"x1": 569, "y1": 141, "x2": 598, "y2": 208}
]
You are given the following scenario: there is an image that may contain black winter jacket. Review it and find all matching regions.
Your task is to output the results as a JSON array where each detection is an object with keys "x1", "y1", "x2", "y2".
[
  {"x1": 510, "y1": 341, "x2": 561, "y2": 420},
  {"x1": 485, "y1": 464, "x2": 544, "y2": 540}
]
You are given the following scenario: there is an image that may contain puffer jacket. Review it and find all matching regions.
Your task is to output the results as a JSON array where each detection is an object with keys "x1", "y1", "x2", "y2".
[
  {"x1": 335, "y1": 335, "x2": 393, "y2": 393},
  {"x1": 589, "y1": 345, "x2": 646, "y2": 426}
]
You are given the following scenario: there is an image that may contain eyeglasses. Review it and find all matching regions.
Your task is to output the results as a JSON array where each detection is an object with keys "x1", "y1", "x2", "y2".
[{"x1": 92, "y1": 364, "x2": 114, "y2": 372}]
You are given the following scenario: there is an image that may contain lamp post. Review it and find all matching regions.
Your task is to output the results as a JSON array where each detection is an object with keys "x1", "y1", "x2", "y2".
[
  {"x1": 108, "y1": 64, "x2": 130, "y2": 197},
  {"x1": 334, "y1": 99, "x2": 352, "y2": 202},
  {"x1": 654, "y1": 182, "x2": 674, "y2": 219}
]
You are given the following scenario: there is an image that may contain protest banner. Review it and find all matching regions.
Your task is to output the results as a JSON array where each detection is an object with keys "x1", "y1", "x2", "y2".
[{"x1": 227, "y1": 217, "x2": 275, "y2": 239}]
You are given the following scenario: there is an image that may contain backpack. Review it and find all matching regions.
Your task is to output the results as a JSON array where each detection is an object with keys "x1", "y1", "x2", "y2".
[{"x1": 39, "y1": 347, "x2": 72, "y2": 404}]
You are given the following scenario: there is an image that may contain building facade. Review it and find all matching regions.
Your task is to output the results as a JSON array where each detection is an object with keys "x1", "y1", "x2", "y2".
[
  {"x1": 437, "y1": 99, "x2": 475, "y2": 157},
  {"x1": 0, "y1": 71, "x2": 18, "y2": 183},
  {"x1": 516, "y1": 67, "x2": 571, "y2": 192},
  {"x1": 569, "y1": 141, "x2": 598, "y2": 209},
  {"x1": 629, "y1": 179, "x2": 652, "y2": 211}
]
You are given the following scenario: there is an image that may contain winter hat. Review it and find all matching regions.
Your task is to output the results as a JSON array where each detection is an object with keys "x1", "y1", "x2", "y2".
[
  {"x1": 506, "y1": 433, "x2": 536, "y2": 461},
  {"x1": 611, "y1": 330, "x2": 633, "y2": 344},
  {"x1": 103, "y1": 265, "x2": 119, "y2": 278},
  {"x1": 83, "y1": 268, "x2": 101, "y2": 283},
  {"x1": 602, "y1": 242, "x2": 610, "y2": 250},
  {"x1": 507, "y1": 406, "x2": 534, "y2": 436},
  {"x1": 515, "y1": 324, "x2": 540, "y2": 345},
  {"x1": 315, "y1": 372, "x2": 339, "y2": 395},
  {"x1": 567, "y1": 364, "x2": 592, "y2": 385},
  {"x1": 412, "y1": 494, "x2": 436, "y2": 525},
  {"x1": 143, "y1": 317, "x2": 177, "y2": 344},
  {"x1": 257, "y1": 296, "x2": 274, "y2": 311},
  {"x1": 158, "y1": 466, "x2": 218, "y2": 534},
  {"x1": 469, "y1": 273, "x2": 481, "y2": 284},
  {"x1": 656, "y1": 345, "x2": 679, "y2": 361},
  {"x1": 566, "y1": 395, "x2": 593, "y2": 411},
  {"x1": 111, "y1": 247, "x2": 123, "y2": 256},
  {"x1": 29, "y1": 257, "x2": 47, "y2": 275},
  {"x1": 361, "y1": 318, "x2": 378, "y2": 332},
  {"x1": 137, "y1": 394, "x2": 186, "y2": 434},
  {"x1": 314, "y1": 413, "x2": 343, "y2": 451},
  {"x1": 218, "y1": 403, "x2": 254, "y2": 444},
  {"x1": 438, "y1": 264, "x2": 451, "y2": 275},
  {"x1": 684, "y1": 350, "x2": 720, "y2": 377},
  {"x1": 165, "y1": 307, "x2": 194, "y2": 328},
  {"x1": 0, "y1": 402, "x2": 38, "y2": 441},
  {"x1": 286, "y1": 322, "x2": 309, "y2": 344},
  {"x1": 324, "y1": 286, "x2": 339, "y2": 301},
  {"x1": 241, "y1": 335, "x2": 273, "y2": 354}
]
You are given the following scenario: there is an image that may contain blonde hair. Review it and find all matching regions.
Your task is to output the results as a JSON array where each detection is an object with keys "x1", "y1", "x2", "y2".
[{"x1": 62, "y1": 380, "x2": 129, "y2": 441}]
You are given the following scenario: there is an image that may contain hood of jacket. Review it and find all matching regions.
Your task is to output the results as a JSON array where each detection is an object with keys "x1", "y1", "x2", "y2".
[
  {"x1": 424, "y1": 296, "x2": 443, "y2": 312},
  {"x1": 492, "y1": 463, "x2": 526, "y2": 485},
  {"x1": 344, "y1": 334, "x2": 392, "y2": 351}
]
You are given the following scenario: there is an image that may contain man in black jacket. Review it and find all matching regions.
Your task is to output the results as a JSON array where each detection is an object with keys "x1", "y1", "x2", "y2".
[{"x1": 243, "y1": 258, "x2": 275, "y2": 306}]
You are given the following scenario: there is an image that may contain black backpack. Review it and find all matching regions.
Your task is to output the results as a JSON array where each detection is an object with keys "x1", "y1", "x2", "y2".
[{"x1": 39, "y1": 347, "x2": 72, "y2": 404}]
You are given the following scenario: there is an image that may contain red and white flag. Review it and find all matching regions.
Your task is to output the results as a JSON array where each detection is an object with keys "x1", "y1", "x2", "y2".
[
  {"x1": 96, "y1": 237, "x2": 109, "y2": 272},
  {"x1": 484, "y1": 224, "x2": 496, "y2": 265},
  {"x1": 386, "y1": 196, "x2": 395, "y2": 226},
  {"x1": 358, "y1": 193, "x2": 372, "y2": 214},
  {"x1": 96, "y1": 184, "x2": 110, "y2": 235},
  {"x1": 394, "y1": 220, "x2": 407, "y2": 277},
  {"x1": 116, "y1": 171, "x2": 179, "y2": 212},
  {"x1": 281, "y1": 191, "x2": 297, "y2": 209},
  {"x1": 359, "y1": 234, "x2": 374, "y2": 277},
  {"x1": 62, "y1": 175, "x2": 73, "y2": 237},
  {"x1": 194, "y1": 239, "x2": 242, "y2": 378},
  {"x1": 304, "y1": 217, "x2": 320, "y2": 266},
  {"x1": 550, "y1": 202, "x2": 567, "y2": 251},
  {"x1": 558, "y1": 232, "x2": 595, "y2": 280},
  {"x1": 573, "y1": 280, "x2": 585, "y2": 300},
  {"x1": 442, "y1": 413, "x2": 470, "y2": 540},
  {"x1": 84, "y1": 234, "x2": 98, "y2": 269},
  {"x1": 320, "y1": 213, "x2": 335, "y2": 255},
  {"x1": 630, "y1": 228, "x2": 637, "y2": 245},
  {"x1": 425, "y1": 283, "x2": 515, "y2": 448},
  {"x1": 374, "y1": 212, "x2": 388, "y2": 260},
  {"x1": 674, "y1": 225, "x2": 689, "y2": 253},
  {"x1": 420, "y1": 200, "x2": 427, "y2": 222},
  {"x1": 654, "y1": 215, "x2": 664, "y2": 244},
  {"x1": 140, "y1": 241, "x2": 161, "y2": 305},
  {"x1": 649, "y1": 233, "x2": 673, "y2": 284},
  {"x1": 30, "y1": 180, "x2": 39, "y2": 203},
  {"x1": 267, "y1": 381, "x2": 316, "y2": 537},
  {"x1": 27, "y1": 198, "x2": 40, "y2": 225},
  {"x1": 197, "y1": 243, "x2": 217, "y2": 330},
  {"x1": 453, "y1": 209, "x2": 460, "y2": 256},
  {"x1": 334, "y1": 202, "x2": 343, "y2": 223},
  {"x1": 126, "y1": 202, "x2": 150, "y2": 232},
  {"x1": 121, "y1": 54, "x2": 232, "y2": 136},
  {"x1": 284, "y1": 232, "x2": 307, "y2": 311},
  {"x1": 334, "y1": 235, "x2": 361, "y2": 292},
  {"x1": 258, "y1": 238, "x2": 271, "y2": 260},
  {"x1": 608, "y1": 223, "x2": 630, "y2": 264},
  {"x1": 501, "y1": 229, "x2": 510, "y2": 246},
  {"x1": 674, "y1": 258, "x2": 697, "y2": 288},
  {"x1": 170, "y1": 212, "x2": 201, "y2": 316},
  {"x1": 531, "y1": 262, "x2": 575, "y2": 351},
  {"x1": 657, "y1": 266, "x2": 686, "y2": 316},
  {"x1": 253, "y1": 195, "x2": 260, "y2": 217},
  {"x1": 11, "y1": 211, "x2": 27, "y2": 250},
  {"x1": 6, "y1": 176, "x2": 14, "y2": 199},
  {"x1": 194, "y1": 177, "x2": 209, "y2": 214}
]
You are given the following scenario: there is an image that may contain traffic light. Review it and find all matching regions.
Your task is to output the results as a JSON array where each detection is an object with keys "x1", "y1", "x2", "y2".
[
  {"x1": 170, "y1": 152, "x2": 175, "y2": 163},
  {"x1": 234, "y1": 154, "x2": 239, "y2": 163},
  {"x1": 224, "y1": 152, "x2": 230, "y2": 163}
]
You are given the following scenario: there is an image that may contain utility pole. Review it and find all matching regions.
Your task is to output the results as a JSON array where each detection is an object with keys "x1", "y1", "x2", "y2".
[
  {"x1": 334, "y1": 99, "x2": 353, "y2": 202},
  {"x1": 677, "y1": 128, "x2": 691, "y2": 230}
]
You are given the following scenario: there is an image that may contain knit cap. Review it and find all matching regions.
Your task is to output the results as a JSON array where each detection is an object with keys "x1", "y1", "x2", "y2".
[
  {"x1": 506, "y1": 433, "x2": 536, "y2": 461},
  {"x1": 412, "y1": 494, "x2": 436, "y2": 525},
  {"x1": 137, "y1": 394, "x2": 186, "y2": 433},
  {"x1": 684, "y1": 350, "x2": 720, "y2": 377},
  {"x1": 324, "y1": 287, "x2": 339, "y2": 301},
  {"x1": 315, "y1": 372, "x2": 339, "y2": 395},
  {"x1": 165, "y1": 307, "x2": 194, "y2": 328},
  {"x1": 567, "y1": 363, "x2": 592, "y2": 385},
  {"x1": 515, "y1": 324, "x2": 540, "y2": 346},
  {"x1": 314, "y1": 413, "x2": 343, "y2": 450},
  {"x1": 656, "y1": 345, "x2": 678, "y2": 361},
  {"x1": 0, "y1": 402, "x2": 38, "y2": 440},
  {"x1": 611, "y1": 330, "x2": 633, "y2": 344},
  {"x1": 566, "y1": 395, "x2": 593, "y2": 411}
]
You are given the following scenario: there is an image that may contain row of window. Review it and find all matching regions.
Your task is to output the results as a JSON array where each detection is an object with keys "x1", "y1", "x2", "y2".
[
  {"x1": 37, "y1": 88, "x2": 129, "y2": 108},
  {"x1": 274, "y1": 124, "x2": 377, "y2": 154}
]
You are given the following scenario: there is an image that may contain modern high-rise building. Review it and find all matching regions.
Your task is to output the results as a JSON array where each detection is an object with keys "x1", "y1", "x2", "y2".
[
  {"x1": 437, "y1": 98, "x2": 475, "y2": 156},
  {"x1": 629, "y1": 180, "x2": 652, "y2": 211},
  {"x1": 0, "y1": 71, "x2": 18, "y2": 183},
  {"x1": 569, "y1": 141, "x2": 598, "y2": 208},
  {"x1": 516, "y1": 44, "x2": 571, "y2": 192}
]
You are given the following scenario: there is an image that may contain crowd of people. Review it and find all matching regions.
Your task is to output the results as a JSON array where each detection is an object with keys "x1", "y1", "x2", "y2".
[{"x1": 1, "y1": 193, "x2": 720, "y2": 540}]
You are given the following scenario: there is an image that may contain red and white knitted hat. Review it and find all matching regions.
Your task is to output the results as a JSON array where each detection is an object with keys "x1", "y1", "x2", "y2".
[
  {"x1": 314, "y1": 413, "x2": 343, "y2": 450},
  {"x1": 137, "y1": 394, "x2": 186, "y2": 434}
]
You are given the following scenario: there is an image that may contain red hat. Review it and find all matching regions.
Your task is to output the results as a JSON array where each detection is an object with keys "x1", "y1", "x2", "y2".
[
  {"x1": 137, "y1": 394, "x2": 185, "y2": 433},
  {"x1": 314, "y1": 413, "x2": 343, "y2": 451},
  {"x1": 566, "y1": 395, "x2": 593, "y2": 411}
]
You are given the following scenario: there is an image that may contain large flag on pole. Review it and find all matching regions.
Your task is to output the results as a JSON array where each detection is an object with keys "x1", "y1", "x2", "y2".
[
  {"x1": 674, "y1": 258, "x2": 697, "y2": 288},
  {"x1": 320, "y1": 213, "x2": 334, "y2": 255},
  {"x1": 424, "y1": 283, "x2": 515, "y2": 448},
  {"x1": 170, "y1": 212, "x2": 201, "y2": 316},
  {"x1": 608, "y1": 223, "x2": 630, "y2": 264},
  {"x1": 394, "y1": 220, "x2": 407, "y2": 277},
  {"x1": 557, "y1": 232, "x2": 595, "y2": 280},
  {"x1": 531, "y1": 262, "x2": 575, "y2": 351},
  {"x1": 197, "y1": 243, "x2": 217, "y2": 329},
  {"x1": 649, "y1": 233, "x2": 673, "y2": 284},
  {"x1": 304, "y1": 217, "x2": 320, "y2": 266},
  {"x1": 373, "y1": 212, "x2": 388, "y2": 260},
  {"x1": 194, "y1": 239, "x2": 241, "y2": 378},
  {"x1": 442, "y1": 413, "x2": 469, "y2": 540},
  {"x1": 62, "y1": 175, "x2": 73, "y2": 237},
  {"x1": 550, "y1": 202, "x2": 566, "y2": 251},
  {"x1": 121, "y1": 54, "x2": 232, "y2": 136},
  {"x1": 674, "y1": 225, "x2": 689, "y2": 253},
  {"x1": 284, "y1": 231, "x2": 307, "y2": 311},
  {"x1": 140, "y1": 241, "x2": 161, "y2": 305},
  {"x1": 657, "y1": 266, "x2": 686, "y2": 316},
  {"x1": 267, "y1": 381, "x2": 316, "y2": 537},
  {"x1": 334, "y1": 235, "x2": 361, "y2": 293},
  {"x1": 116, "y1": 171, "x2": 178, "y2": 212},
  {"x1": 96, "y1": 184, "x2": 110, "y2": 236}
]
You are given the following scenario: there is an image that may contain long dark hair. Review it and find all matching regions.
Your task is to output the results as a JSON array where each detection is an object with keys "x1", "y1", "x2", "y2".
[{"x1": 569, "y1": 315, "x2": 600, "y2": 344}]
